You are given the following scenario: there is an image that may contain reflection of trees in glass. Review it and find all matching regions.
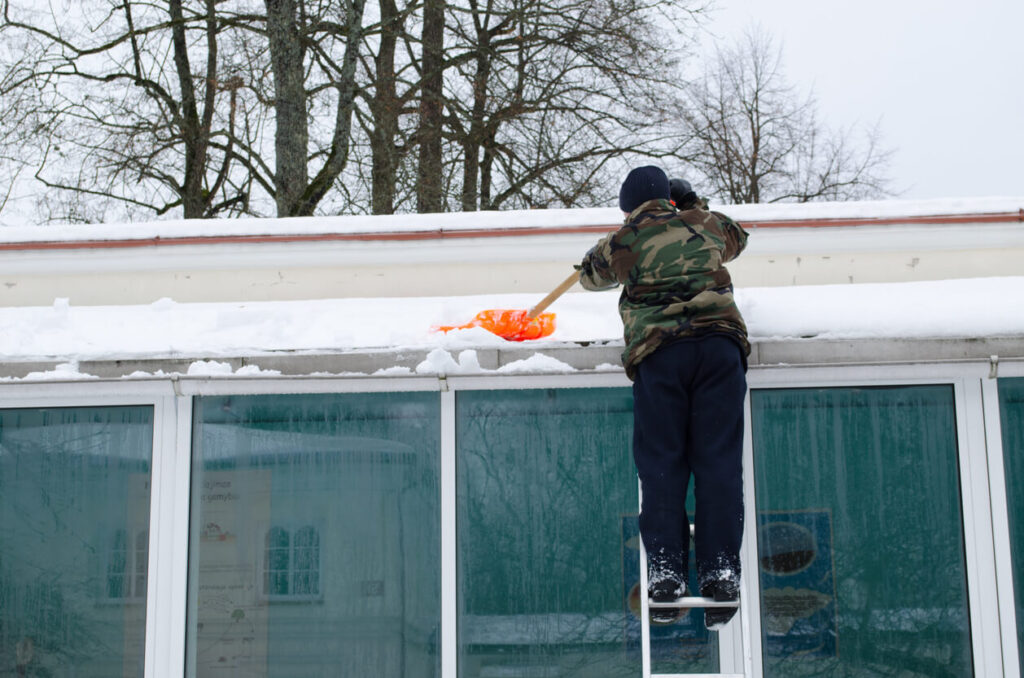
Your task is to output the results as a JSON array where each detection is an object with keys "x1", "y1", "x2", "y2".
[
  {"x1": 457, "y1": 389, "x2": 652, "y2": 677},
  {"x1": 1, "y1": 576, "x2": 97, "y2": 676},
  {"x1": 459, "y1": 391, "x2": 634, "y2": 614},
  {"x1": 753, "y1": 386, "x2": 971, "y2": 677},
  {"x1": 0, "y1": 406, "x2": 153, "y2": 676}
]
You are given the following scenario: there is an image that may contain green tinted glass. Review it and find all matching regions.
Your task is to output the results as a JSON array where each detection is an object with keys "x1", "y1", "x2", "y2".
[
  {"x1": 998, "y1": 377, "x2": 1024, "y2": 675},
  {"x1": 751, "y1": 385, "x2": 972, "y2": 677},
  {"x1": 0, "y1": 406, "x2": 154, "y2": 676},
  {"x1": 456, "y1": 388, "x2": 718, "y2": 677},
  {"x1": 187, "y1": 393, "x2": 440, "y2": 677}
]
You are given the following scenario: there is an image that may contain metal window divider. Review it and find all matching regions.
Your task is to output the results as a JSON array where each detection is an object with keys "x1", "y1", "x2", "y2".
[
  {"x1": 441, "y1": 388, "x2": 458, "y2": 678},
  {"x1": 980, "y1": 376, "x2": 1023, "y2": 678}
]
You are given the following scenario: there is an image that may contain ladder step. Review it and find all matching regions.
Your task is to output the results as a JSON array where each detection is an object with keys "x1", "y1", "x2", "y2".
[{"x1": 648, "y1": 596, "x2": 739, "y2": 609}]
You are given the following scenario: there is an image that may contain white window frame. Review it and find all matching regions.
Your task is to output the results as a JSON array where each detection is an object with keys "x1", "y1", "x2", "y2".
[
  {"x1": 741, "y1": 360, "x2": 1010, "y2": 678},
  {"x1": 0, "y1": 380, "x2": 183, "y2": 678},
  {"x1": 2, "y1": 357, "x2": 1021, "y2": 678},
  {"x1": 985, "y1": 360, "x2": 1024, "y2": 678},
  {"x1": 177, "y1": 375, "x2": 443, "y2": 678},
  {"x1": 182, "y1": 372, "x2": 633, "y2": 678}
]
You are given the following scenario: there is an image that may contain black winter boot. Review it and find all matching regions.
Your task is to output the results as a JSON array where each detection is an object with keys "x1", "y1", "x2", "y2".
[
  {"x1": 701, "y1": 579, "x2": 739, "y2": 630},
  {"x1": 649, "y1": 577, "x2": 687, "y2": 625}
]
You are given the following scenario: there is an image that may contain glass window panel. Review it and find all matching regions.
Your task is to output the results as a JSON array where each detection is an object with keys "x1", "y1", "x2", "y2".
[
  {"x1": 998, "y1": 377, "x2": 1024, "y2": 674},
  {"x1": 0, "y1": 406, "x2": 154, "y2": 677},
  {"x1": 456, "y1": 388, "x2": 718, "y2": 678},
  {"x1": 751, "y1": 385, "x2": 972, "y2": 677},
  {"x1": 187, "y1": 393, "x2": 440, "y2": 678}
]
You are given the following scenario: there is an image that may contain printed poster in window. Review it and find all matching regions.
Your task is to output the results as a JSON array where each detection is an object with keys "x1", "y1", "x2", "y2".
[
  {"x1": 758, "y1": 509, "x2": 838, "y2": 658},
  {"x1": 194, "y1": 470, "x2": 271, "y2": 676},
  {"x1": 118, "y1": 473, "x2": 151, "y2": 677}
]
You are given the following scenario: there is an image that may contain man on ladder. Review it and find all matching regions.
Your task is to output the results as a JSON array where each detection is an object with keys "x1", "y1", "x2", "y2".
[{"x1": 578, "y1": 166, "x2": 750, "y2": 631}]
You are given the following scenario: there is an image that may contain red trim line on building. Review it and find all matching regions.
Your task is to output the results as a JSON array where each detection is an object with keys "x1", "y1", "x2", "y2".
[{"x1": 1, "y1": 210, "x2": 1021, "y2": 252}]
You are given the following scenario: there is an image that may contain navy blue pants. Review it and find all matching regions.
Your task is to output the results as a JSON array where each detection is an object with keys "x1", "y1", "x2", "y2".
[{"x1": 632, "y1": 334, "x2": 747, "y2": 595}]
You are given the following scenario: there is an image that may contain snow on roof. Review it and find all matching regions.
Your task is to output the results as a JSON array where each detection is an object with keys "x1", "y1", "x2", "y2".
[
  {"x1": 2, "y1": 198, "x2": 1023, "y2": 380},
  {"x1": 1, "y1": 196, "x2": 1021, "y2": 245},
  {"x1": 2, "y1": 277, "x2": 1023, "y2": 379},
  {"x1": 727, "y1": 196, "x2": 1024, "y2": 223}
]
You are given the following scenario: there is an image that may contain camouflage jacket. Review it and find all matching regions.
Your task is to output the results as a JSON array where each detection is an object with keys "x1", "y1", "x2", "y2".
[{"x1": 579, "y1": 198, "x2": 750, "y2": 379}]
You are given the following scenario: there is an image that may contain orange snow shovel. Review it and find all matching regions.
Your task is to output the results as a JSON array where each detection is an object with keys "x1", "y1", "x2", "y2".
[{"x1": 437, "y1": 270, "x2": 580, "y2": 341}]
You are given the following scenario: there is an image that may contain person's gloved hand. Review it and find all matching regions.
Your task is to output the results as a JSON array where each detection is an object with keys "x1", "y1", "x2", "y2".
[{"x1": 669, "y1": 178, "x2": 696, "y2": 208}]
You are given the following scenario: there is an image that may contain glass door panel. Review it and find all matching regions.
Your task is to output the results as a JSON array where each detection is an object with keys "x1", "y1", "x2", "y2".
[
  {"x1": 187, "y1": 393, "x2": 440, "y2": 678},
  {"x1": 751, "y1": 385, "x2": 972, "y2": 677},
  {"x1": 456, "y1": 388, "x2": 719, "y2": 677},
  {"x1": 998, "y1": 377, "x2": 1024, "y2": 675}
]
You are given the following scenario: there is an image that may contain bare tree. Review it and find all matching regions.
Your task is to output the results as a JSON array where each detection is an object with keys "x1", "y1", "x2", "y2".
[
  {"x1": 415, "y1": 0, "x2": 444, "y2": 212},
  {"x1": 265, "y1": 0, "x2": 310, "y2": 216},
  {"x1": 443, "y1": 0, "x2": 700, "y2": 211},
  {"x1": 0, "y1": 0, "x2": 369, "y2": 222},
  {"x1": 0, "y1": 0, "x2": 252, "y2": 222},
  {"x1": 262, "y1": 0, "x2": 367, "y2": 216},
  {"x1": 680, "y1": 28, "x2": 892, "y2": 204},
  {"x1": 0, "y1": 28, "x2": 46, "y2": 220},
  {"x1": 342, "y1": 0, "x2": 705, "y2": 215},
  {"x1": 361, "y1": 0, "x2": 413, "y2": 215},
  {"x1": 0, "y1": 0, "x2": 708, "y2": 223}
]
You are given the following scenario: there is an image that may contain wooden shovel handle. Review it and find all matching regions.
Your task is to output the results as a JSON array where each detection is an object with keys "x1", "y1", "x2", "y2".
[{"x1": 528, "y1": 270, "x2": 580, "y2": 318}]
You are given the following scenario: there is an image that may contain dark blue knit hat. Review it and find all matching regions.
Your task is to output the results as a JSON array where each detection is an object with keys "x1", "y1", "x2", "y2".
[{"x1": 618, "y1": 165, "x2": 670, "y2": 213}]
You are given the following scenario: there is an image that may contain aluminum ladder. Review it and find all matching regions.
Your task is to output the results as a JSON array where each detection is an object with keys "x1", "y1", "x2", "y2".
[{"x1": 637, "y1": 484, "x2": 747, "y2": 678}]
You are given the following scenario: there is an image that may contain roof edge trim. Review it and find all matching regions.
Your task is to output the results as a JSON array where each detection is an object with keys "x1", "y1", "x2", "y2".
[{"x1": 1, "y1": 210, "x2": 1021, "y2": 253}]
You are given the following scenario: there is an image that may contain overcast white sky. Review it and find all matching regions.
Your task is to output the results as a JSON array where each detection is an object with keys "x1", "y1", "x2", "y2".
[{"x1": 698, "y1": 0, "x2": 1024, "y2": 200}]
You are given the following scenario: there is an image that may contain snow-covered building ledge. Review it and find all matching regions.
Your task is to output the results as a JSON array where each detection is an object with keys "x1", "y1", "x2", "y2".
[
  {"x1": 1, "y1": 274, "x2": 1022, "y2": 381},
  {"x1": 2, "y1": 336, "x2": 1022, "y2": 383},
  {"x1": 1, "y1": 196, "x2": 1023, "y2": 380}
]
